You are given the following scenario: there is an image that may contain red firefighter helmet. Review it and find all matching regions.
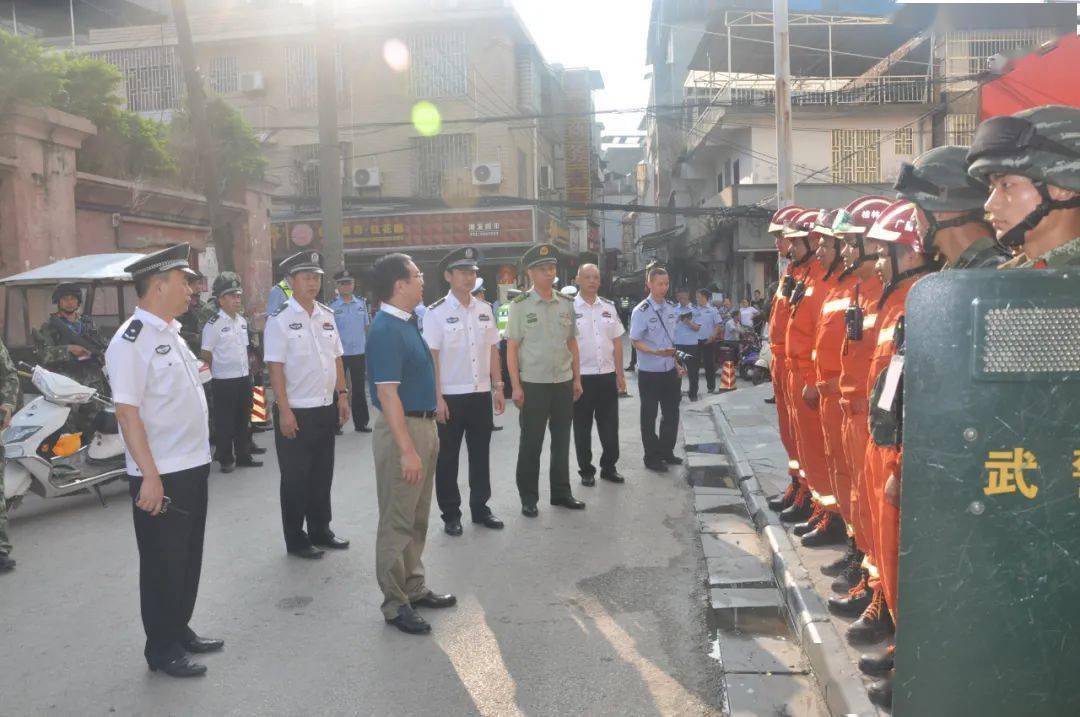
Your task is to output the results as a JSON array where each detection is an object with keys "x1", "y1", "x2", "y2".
[
  {"x1": 832, "y1": 195, "x2": 891, "y2": 235},
  {"x1": 783, "y1": 209, "x2": 821, "y2": 238},
  {"x1": 866, "y1": 199, "x2": 924, "y2": 253},
  {"x1": 768, "y1": 205, "x2": 804, "y2": 234},
  {"x1": 815, "y1": 208, "x2": 841, "y2": 237}
]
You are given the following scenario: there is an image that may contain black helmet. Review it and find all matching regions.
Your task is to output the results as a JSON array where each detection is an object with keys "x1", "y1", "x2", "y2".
[{"x1": 52, "y1": 283, "x2": 83, "y2": 305}]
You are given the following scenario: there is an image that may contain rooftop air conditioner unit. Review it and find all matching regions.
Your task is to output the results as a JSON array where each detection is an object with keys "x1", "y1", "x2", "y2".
[
  {"x1": 353, "y1": 167, "x2": 381, "y2": 189},
  {"x1": 472, "y1": 162, "x2": 502, "y2": 186},
  {"x1": 239, "y1": 71, "x2": 265, "y2": 93}
]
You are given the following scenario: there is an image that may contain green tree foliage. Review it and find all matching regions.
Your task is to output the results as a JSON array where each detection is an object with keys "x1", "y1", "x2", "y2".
[{"x1": 170, "y1": 97, "x2": 267, "y2": 190}]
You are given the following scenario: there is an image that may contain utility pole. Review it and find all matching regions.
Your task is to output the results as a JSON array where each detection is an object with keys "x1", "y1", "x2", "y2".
[
  {"x1": 316, "y1": 0, "x2": 344, "y2": 279},
  {"x1": 171, "y1": 0, "x2": 233, "y2": 271},
  {"x1": 772, "y1": 0, "x2": 794, "y2": 209}
]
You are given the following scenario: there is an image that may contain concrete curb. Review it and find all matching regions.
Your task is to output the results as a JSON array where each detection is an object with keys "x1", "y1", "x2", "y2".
[{"x1": 710, "y1": 404, "x2": 879, "y2": 717}]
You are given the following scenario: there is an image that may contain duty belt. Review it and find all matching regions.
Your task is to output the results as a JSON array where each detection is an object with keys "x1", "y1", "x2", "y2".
[
  {"x1": 405, "y1": 410, "x2": 437, "y2": 419},
  {"x1": 815, "y1": 377, "x2": 841, "y2": 397},
  {"x1": 839, "y1": 397, "x2": 868, "y2": 416}
]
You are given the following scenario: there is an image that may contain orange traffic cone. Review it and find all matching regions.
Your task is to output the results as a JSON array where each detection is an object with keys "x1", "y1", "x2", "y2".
[
  {"x1": 251, "y1": 384, "x2": 269, "y2": 427},
  {"x1": 719, "y1": 360, "x2": 737, "y2": 391}
]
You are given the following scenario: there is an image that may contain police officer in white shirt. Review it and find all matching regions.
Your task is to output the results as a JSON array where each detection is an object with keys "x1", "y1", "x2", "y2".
[
  {"x1": 200, "y1": 272, "x2": 261, "y2": 473},
  {"x1": 105, "y1": 243, "x2": 222, "y2": 678},
  {"x1": 264, "y1": 251, "x2": 351, "y2": 559},
  {"x1": 571, "y1": 263, "x2": 627, "y2": 485},
  {"x1": 423, "y1": 247, "x2": 506, "y2": 536}
]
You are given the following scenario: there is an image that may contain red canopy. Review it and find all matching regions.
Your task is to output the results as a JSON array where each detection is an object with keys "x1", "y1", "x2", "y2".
[{"x1": 980, "y1": 34, "x2": 1080, "y2": 120}]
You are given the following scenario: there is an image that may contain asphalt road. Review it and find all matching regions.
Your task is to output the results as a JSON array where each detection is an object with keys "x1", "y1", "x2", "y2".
[{"x1": 1, "y1": 375, "x2": 725, "y2": 716}]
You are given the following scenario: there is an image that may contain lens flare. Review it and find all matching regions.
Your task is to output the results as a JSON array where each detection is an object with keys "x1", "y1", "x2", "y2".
[
  {"x1": 383, "y1": 39, "x2": 410, "y2": 73},
  {"x1": 412, "y1": 102, "x2": 442, "y2": 137}
]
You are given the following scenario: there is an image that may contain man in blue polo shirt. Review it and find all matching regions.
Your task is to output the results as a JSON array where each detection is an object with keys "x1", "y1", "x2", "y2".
[
  {"x1": 330, "y1": 269, "x2": 371, "y2": 433},
  {"x1": 366, "y1": 252, "x2": 455, "y2": 636}
]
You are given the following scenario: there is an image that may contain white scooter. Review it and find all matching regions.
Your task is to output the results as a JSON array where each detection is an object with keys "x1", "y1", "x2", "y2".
[{"x1": 2, "y1": 364, "x2": 126, "y2": 510}]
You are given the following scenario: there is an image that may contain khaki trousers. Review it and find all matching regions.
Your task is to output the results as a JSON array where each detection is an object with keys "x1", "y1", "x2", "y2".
[{"x1": 373, "y1": 414, "x2": 439, "y2": 619}]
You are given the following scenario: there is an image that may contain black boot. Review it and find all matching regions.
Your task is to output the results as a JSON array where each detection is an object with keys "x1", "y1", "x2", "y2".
[
  {"x1": 821, "y1": 538, "x2": 858, "y2": 577},
  {"x1": 846, "y1": 588, "x2": 894, "y2": 646},
  {"x1": 867, "y1": 672, "x2": 893, "y2": 709},
  {"x1": 778, "y1": 486, "x2": 812, "y2": 523},
  {"x1": 831, "y1": 551, "x2": 865, "y2": 592},
  {"x1": 766, "y1": 473, "x2": 800, "y2": 512},
  {"x1": 828, "y1": 574, "x2": 871, "y2": 617},
  {"x1": 801, "y1": 511, "x2": 847, "y2": 547},
  {"x1": 792, "y1": 504, "x2": 825, "y2": 536},
  {"x1": 859, "y1": 644, "x2": 895, "y2": 677}
]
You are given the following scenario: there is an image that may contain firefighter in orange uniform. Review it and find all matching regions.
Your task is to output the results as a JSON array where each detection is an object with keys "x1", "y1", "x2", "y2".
[
  {"x1": 780, "y1": 209, "x2": 837, "y2": 540},
  {"x1": 765, "y1": 206, "x2": 810, "y2": 518},
  {"x1": 823, "y1": 196, "x2": 891, "y2": 614},
  {"x1": 806, "y1": 208, "x2": 858, "y2": 550}
]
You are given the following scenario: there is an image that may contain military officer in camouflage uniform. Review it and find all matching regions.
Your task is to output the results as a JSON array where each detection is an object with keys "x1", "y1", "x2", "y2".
[
  {"x1": 894, "y1": 146, "x2": 1008, "y2": 270},
  {"x1": 966, "y1": 105, "x2": 1080, "y2": 268},
  {"x1": 0, "y1": 337, "x2": 20, "y2": 573},
  {"x1": 178, "y1": 272, "x2": 216, "y2": 354},
  {"x1": 506, "y1": 244, "x2": 586, "y2": 517},
  {"x1": 34, "y1": 283, "x2": 109, "y2": 433}
]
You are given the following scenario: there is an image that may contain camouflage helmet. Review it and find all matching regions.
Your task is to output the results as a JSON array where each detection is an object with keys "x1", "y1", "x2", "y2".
[
  {"x1": 52, "y1": 282, "x2": 83, "y2": 305},
  {"x1": 967, "y1": 105, "x2": 1080, "y2": 192},
  {"x1": 896, "y1": 146, "x2": 989, "y2": 212},
  {"x1": 212, "y1": 271, "x2": 243, "y2": 297}
]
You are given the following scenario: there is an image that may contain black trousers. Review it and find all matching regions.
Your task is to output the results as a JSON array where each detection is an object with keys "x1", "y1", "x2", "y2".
[
  {"x1": 435, "y1": 392, "x2": 493, "y2": 522},
  {"x1": 274, "y1": 403, "x2": 337, "y2": 551},
  {"x1": 341, "y1": 354, "x2": 371, "y2": 430},
  {"x1": 211, "y1": 376, "x2": 253, "y2": 464},
  {"x1": 698, "y1": 340, "x2": 717, "y2": 392},
  {"x1": 517, "y1": 381, "x2": 574, "y2": 505},
  {"x1": 129, "y1": 464, "x2": 210, "y2": 665},
  {"x1": 573, "y1": 372, "x2": 620, "y2": 476},
  {"x1": 638, "y1": 369, "x2": 681, "y2": 462},
  {"x1": 676, "y1": 344, "x2": 702, "y2": 399}
]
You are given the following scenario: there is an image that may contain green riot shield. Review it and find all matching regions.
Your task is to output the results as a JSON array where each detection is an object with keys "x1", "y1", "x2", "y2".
[{"x1": 898, "y1": 269, "x2": 1080, "y2": 716}]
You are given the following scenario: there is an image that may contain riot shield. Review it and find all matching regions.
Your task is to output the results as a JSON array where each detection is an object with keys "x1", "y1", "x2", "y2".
[{"x1": 898, "y1": 269, "x2": 1080, "y2": 715}]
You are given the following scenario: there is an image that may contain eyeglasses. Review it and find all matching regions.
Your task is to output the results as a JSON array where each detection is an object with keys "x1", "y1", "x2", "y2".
[{"x1": 967, "y1": 116, "x2": 1080, "y2": 164}]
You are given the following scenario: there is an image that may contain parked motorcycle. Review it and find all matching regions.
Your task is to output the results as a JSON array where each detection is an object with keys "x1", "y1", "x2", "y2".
[
  {"x1": 752, "y1": 337, "x2": 772, "y2": 386},
  {"x1": 738, "y1": 331, "x2": 765, "y2": 383},
  {"x1": 2, "y1": 364, "x2": 126, "y2": 510}
]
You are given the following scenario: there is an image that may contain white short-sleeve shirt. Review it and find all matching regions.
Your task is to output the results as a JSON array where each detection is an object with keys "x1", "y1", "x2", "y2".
[
  {"x1": 574, "y1": 294, "x2": 625, "y2": 376},
  {"x1": 200, "y1": 308, "x2": 250, "y2": 380},
  {"x1": 422, "y1": 292, "x2": 499, "y2": 394},
  {"x1": 105, "y1": 307, "x2": 211, "y2": 476},
  {"x1": 263, "y1": 298, "x2": 343, "y2": 408}
]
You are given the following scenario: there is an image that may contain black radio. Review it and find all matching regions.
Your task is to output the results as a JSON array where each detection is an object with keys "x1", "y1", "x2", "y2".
[
  {"x1": 845, "y1": 284, "x2": 863, "y2": 341},
  {"x1": 781, "y1": 274, "x2": 796, "y2": 298}
]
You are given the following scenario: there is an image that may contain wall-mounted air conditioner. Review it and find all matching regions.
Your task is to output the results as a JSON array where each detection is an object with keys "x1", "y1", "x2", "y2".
[{"x1": 472, "y1": 162, "x2": 502, "y2": 186}]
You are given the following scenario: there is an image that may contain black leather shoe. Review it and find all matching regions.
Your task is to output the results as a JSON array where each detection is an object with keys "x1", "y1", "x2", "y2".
[
  {"x1": 581, "y1": 474, "x2": 596, "y2": 487},
  {"x1": 472, "y1": 514, "x2": 504, "y2": 530},
  {"x1": 600, "y1": 471, "x2": 626, "y2": 484},
  {"x1": 764, "y1": 396, "x2": 776, "y2": 404},
  {"x1": 859, "y1": 645, "x2": 895, "y2": 677},
  {"x1": 287, "y1": 545, "x2": 325, "y2": 560},
  {"x1": 644, "y1": 458, "x2": 669, "y2": 472},
  {"x1": 846, "y1": 590, "x2": 894, "y2": 646},
  {"x1": 661, "y1": 455, "x2": 684, "y2": 465},
  {"x1": 355, "y1": 426, "x2": 373, "y2": 433},
  {"x1": 867, "y1": 674, "x2": 893, "y2": 709},
  {"x1": 778, "y1": 492, "x2": 812, "y2": 523},
  {"x1": 386, "y1": 605, "x2": 431, "y2": 635},
  {"x1": 149, "y1": 654, "x2": 207, "y2": 677},
  {"x1": 551, "y1": 497, "x2": 586, "y2": 510},
  {"x1": 0, "y1": 555, "x2": 15, "y2": 573},
  {"x1": 801, "y1": 513, "x2": 847, "y2": 547},
  {"x1": 792, "y1": 509, "x2": 824, "y2": 537},
  {"x1": 766, "y1": 477, "x2": 799, "y2": 512},
  {"x1": 411, "y1": 591, "x2": 457, "y2": 609},
  {"x1": 249, "y1": 445, "x2": 267, "y2": 455},
  {"x1": 828, "y1": 578, "x2": 871, "y2": 617},
  {"x1": 311, "y1": 533, "x2": 350, "y2": 550},
  {"x1": 183, "y1": 635, "x2": 224, "y2": 654},
  {"x1": 491, "y1": 425, "x2": 504, "y2": 431},
  {"x1": 522, "y1": 503, "x2": 539, "y2": 518},
  {"x1": 219, "y1": 462, "x2": 235, "y2": 474},
  {"x1": 444, "y1": 520, "x2": 463, "y2": 536},
  {"x1": 236, "y1": 458, "x2": 263, "y2": 468}
]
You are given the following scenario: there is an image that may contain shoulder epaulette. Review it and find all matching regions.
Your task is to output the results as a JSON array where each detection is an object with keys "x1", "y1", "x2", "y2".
[
  {"x1": 513, "y1": 293, "x2": 529, "y2": 304},
  {"x1": 428, "y1": 297, "x2": 446, "y2": 310},
  {"x1": 207, "y1": 313, "x2": 220, "y2": 324},
  {"x1": 316, "y1": 301, "x2": 331, "y2": 312},
  {"x1": 666, "y1": 299, "x2": 677, "y2": 306},
  {"x1": 271, "y1": 303, "x2": 289, "y2": 317},
  {"x1": 599, "y1": 296, "x2": 614, "y2": 305},
  {"x1": 122, "y1": 320, "x2": 142, "y2": 342},
  {"x1": 634, "y1": 300, "x2": 649, "y2": 312}
]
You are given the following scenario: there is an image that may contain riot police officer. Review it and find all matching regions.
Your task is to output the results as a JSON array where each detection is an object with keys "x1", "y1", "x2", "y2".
[{"x1": 966, "y1": 105, "x2": 1080, "y2": 268}]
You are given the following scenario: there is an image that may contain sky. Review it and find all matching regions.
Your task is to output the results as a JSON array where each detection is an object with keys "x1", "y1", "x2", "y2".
[{"x1": 511, "y1": 0, "x2": 653, "y2": 136}]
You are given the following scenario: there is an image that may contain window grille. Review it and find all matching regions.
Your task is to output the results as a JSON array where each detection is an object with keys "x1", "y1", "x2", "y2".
[
  {"x1": 946, "y1": 114, "x2": 977, "y2": 147},
  {"x1": 412, "y1": 133, "x2": 474, "y2": 198},
  {"x1": 409, "y1": 31, "x2": 468, "y2": 99},
  {"x1": 208, "y1": 55, "x2": 239, "y2": 94},
  {"x1": 831, "y1": 129, "x2": 881, "y2": 184},
  {"x1": 944, "y1": 28, "x2": 1059, "y2": 77},
  {"x1": 894, "y1": 128, "x2": 913, "y2": 155},
  {"x1": 91, "y1": 46, "x2": 183, "y2": 113},
  {"x1": 290, "y1": 142, "x2": 351, "y2": 197},
  {"x1": 285, "y1": 44, "x2": 347, "y2": 111}
]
